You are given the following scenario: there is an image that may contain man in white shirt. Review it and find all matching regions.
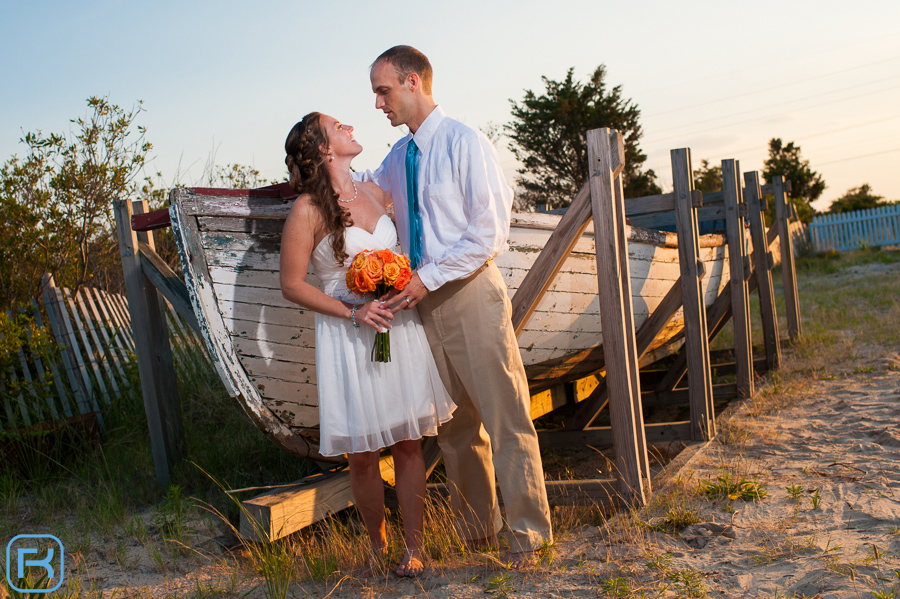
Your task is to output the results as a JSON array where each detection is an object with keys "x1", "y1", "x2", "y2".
[{"x1": 362, "y1": 45, "x2": 552, "y2": 567}]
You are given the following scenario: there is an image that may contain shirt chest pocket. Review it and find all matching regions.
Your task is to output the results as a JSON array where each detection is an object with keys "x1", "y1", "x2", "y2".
[{"x1": 422, "y1": 182, "x2": 467, "y2": 229}]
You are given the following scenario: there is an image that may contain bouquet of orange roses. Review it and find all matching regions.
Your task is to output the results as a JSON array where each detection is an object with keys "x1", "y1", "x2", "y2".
[{"x1": 345, "y1": 248, "x2": 413, "y2": 362}]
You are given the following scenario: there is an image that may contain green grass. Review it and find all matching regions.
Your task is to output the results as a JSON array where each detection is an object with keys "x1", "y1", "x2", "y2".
[{"x1": 0, "y1": 346, "x2": 319, "y2": 583}]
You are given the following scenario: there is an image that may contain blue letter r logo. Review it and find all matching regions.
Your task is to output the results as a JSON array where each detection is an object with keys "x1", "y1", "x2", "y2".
[{"x1": 6, "y1": 534, "x2": 65, "y2": 593}]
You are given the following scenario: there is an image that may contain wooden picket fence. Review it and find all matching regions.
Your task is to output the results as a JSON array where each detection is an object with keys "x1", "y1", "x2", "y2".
[
  {"x1": 0, "y1": 277, "x2": 208, "y2": 436},
  {"x1": 809, "y1": 204, "x2": 900, "y2": 252}
]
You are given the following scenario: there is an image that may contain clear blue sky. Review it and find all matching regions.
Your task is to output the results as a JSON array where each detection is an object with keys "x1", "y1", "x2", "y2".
[{"x1": 2, "y1": 0, "x2": 899, "y2": 211}]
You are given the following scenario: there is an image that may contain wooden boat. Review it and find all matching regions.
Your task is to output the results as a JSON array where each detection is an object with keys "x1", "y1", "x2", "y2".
[{"x1": 170, "y1": 185, "x2": 755, "y2": 461}]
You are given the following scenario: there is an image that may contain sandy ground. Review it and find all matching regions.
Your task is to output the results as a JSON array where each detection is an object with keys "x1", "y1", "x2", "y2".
[{"x1": 42, "y1": 347, "x2": 898, "y2": 599}]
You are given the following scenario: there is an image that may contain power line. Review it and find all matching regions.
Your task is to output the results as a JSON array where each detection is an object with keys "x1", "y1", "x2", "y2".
[
  {"x1": 817, "y1": 146, "x2": 900, "y2": 166},
  {"x1": 645, "y1": 54, "x2": 900, "y2": 119},
  {"x1": 646, "y1": 81, "x2": 900, "y2": 145}
]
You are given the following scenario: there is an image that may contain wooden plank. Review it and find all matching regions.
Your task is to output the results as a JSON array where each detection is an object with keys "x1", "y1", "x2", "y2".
[
  {"x1": 72, "y1": 289, "x2": 122, "y2": 397},
  {"x1": 103, "y1": 290, "x2": 137, "y2": 351},
  {"x1": 9, "y1": 310, "x2": 44, "y2": 423},
  {"x1": 62, "y1": 288, "x2": 112, "y2": 405},
  {"x1": 138, "y1": 240, "x2": 202, "y2": 335},
  {"x1": 623, "y1": 189, "x2": 702, "y2": 216},
  {"x1": 29, "y1": 299, "x2": 72, "y2": 419},
  {"x1": 744, "y1": 172, "x2": 781, "y2": 371},
  {"x1": 115, "y1": 198, "x2": 185, "y2": 485},
  {"x1": 89, "y1": 288, "x2": 135, "y2": 361},
  {"x1": 240, "y1": 456, "x2": 396, "y2": 542},
  {"x1": 48, "y1": 282, "x2": 98, "y2": 416},
  {"x1": 538, "y1": 422, "x2": 692, "y2": 448},
  {"x1": 588, "y1": 128, "x2": 648, "y2": 503},
  {"x1": 641, "y1": 384, "x2": 738, "y2": 406},
  {"x1": 773, "y1": 175, "x2": 801, "y2": 341},
  {"x1": 721, "y1": 160, "x2": 754, "y2": 399},
  {"x1": 80, "y1": 289, "x2": 129, "y2": 383},
  {"x1": 672, "y1": 148, "x2": 715, "y2": 441},
  {"x1": 132, "y1": 208, "x2": 172, "y2": 231}
]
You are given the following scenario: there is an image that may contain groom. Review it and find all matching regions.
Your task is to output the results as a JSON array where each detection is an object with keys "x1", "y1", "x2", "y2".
[{"x1": 360, "y1": 45, "x2": 552, "y2": 566}]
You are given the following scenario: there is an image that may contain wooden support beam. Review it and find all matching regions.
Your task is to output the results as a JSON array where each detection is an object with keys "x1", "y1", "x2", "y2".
[
  {"x1": 743, "y1": 173, "x2": 781, "y2": 371},
  {"x1": 588, "y1": 128, "x2": 649, "y2": 503},
  {"x1": 510, "y1": 181, "x2": 593, "y2": 336},
  {"x1": 240, "y1": 456, "x2": 396, "y2": 542},
  {"x1": 671, "y1": 148, "x2": 715, "y2": 441},
  {"x1": 641, "y1": 384, "x2": 739, "y2": 407},
  {"x1": 132, "y1": 208, "x2": 172, "y2": 232},
  {"x1": 623, "y1": 190, "x2": 703, "y2": 216},
  {"x1": 114, "y1": 199, "x2": 185, "y2": 485},
  {"x1": 773, "y1": 175, "x2": 802, "y2": 341},
  {"x1": 137, "y1": 241, "x2": 201, "y2": 335},
  {"x1": 538, "y1": 421, "x2": 691, "y2": 448},
  {"x1": 566, "y1": 273, "x2": 685, "y2": 431},
  {"x1": 722, "y1": 160, "x2": 754, "y2": 399}
]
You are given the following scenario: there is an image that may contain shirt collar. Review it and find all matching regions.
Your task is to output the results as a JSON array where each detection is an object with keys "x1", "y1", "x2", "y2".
[{"x1": 409, "y1": 105, "x2": 444, "y2": 151}]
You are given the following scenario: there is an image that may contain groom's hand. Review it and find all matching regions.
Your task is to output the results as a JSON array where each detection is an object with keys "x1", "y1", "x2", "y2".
[{"x1": 387, "y1": 273, "x2": 429, "y2": 313}]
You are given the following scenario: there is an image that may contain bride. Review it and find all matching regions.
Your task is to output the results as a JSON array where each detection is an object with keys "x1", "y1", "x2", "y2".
[{"x1": 280, "y1": 112, "x2": 455, "y2": 577}]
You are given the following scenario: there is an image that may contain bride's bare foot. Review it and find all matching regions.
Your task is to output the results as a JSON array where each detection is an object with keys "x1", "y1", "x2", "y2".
[{"x1": 395, "y1": 549, "x2": 426, "y2": 578}]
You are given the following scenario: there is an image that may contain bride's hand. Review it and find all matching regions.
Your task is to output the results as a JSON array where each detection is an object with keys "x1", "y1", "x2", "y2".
[{"x1": 355, "y1": 300, "x2": 394, "y2": 333}]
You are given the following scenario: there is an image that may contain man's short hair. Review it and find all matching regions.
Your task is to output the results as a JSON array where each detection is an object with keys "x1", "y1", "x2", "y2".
[{"x1": 373, "y1": 45, "x2": 433, "y2": 95}]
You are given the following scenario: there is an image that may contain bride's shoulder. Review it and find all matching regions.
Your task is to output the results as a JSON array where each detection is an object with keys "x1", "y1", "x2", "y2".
[{"x1": 361, "y1": 181, "x2": 391, "y2": 208}]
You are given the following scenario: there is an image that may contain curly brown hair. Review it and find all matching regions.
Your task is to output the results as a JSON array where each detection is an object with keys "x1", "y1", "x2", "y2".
[{"x1": 284, "y1": 112, "x2": 353, "y2": 264}]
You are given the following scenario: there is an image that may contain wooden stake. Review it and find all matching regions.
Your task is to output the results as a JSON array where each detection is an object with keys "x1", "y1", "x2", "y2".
[
  {"x1": 773, "y1": 175, "x2": 802, "y2": 341},
  {"x1": 671, "y1": 149, "x2": 715, "y2": 441},
  {"x1": 744, "y1": 172, "x2": 781, "y2": 371},
  {"x1": 114, "y1": 199, "x2": 185, "y2": 485},
  {"x1": 721, "y1": 160, "x2": 754, "y2": 398},
  {"x1": 587, "y1": 128, "x2": 648, "y2": 503}
]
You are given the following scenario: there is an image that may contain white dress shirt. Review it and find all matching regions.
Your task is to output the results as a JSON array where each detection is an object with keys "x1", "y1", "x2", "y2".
[{"x1": 357, "y1": 106, "x2": 514, "y2": 291}]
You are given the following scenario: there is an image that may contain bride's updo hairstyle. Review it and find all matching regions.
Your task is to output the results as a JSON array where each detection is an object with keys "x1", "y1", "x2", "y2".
[{"x1": 285, "y1": 112, "x2": 353, "y2": 264}]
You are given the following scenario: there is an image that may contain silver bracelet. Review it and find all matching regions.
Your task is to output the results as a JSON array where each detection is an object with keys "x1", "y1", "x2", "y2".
[{"x1": 350, "y1": 305, "x2": 360, "y2": 328}]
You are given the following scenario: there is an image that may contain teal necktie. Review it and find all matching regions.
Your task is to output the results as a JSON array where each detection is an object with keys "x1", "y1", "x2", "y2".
[{"x1": 405, "y1": 139, "x2": 422, "y2": 269}]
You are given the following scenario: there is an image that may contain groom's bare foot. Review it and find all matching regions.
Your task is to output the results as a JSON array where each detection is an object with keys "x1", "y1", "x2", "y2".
[
  {"x1": 501, "y1": 550, "x2": 537, "y2": 570},
  {"x1": 466, "y1": 535, "x2": 498, "y2": 552}
]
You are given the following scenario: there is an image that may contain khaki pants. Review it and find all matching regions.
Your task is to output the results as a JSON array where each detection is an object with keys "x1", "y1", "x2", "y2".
[{"x1": 418, "y1": 261, "x2": 552, "y2": 552}]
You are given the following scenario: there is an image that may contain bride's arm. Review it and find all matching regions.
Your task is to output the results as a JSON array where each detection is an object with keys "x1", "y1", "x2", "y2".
[{"x1": 280, "y1": 198, "x2": 393, "y2": 331}]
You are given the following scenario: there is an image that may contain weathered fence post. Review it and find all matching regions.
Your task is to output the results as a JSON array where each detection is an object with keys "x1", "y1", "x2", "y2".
[
  {"x1": 743, "y1": 172, "x2": 781, "y2": 370},
  {"x1": 722, "y1": 160, "x2": 754, "y2": 398},
  {"x1": 587, "y1": 128, "x2": 649, "y2": 503},
  {"x1": 773, "y1": 175, "x2": 801, "y2": 341},
  {"x1": 671, "y1": 148, "x2": 715, "y2": 441},
  {"x1": 114, "y1": 199, "x2": 184, "y2": 485}
]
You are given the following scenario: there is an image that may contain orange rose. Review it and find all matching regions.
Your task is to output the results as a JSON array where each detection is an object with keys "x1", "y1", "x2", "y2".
[
  {"x1": 363, "y1": 254, "x2": 384, "y2": 283},
  {"x1": 351, "y1": 251, "x2": 368, "y2": 270},
  {"x1": 382, "y1": 262, "x2": 401, "y2": 287},
  {"x1": 394, "y1": 266, "x2": 412, "y2": 290},
  {"x1": 376, "y1": 249, "x2": 396, "y2": 265},
  {"x1": 354, "y1": 270, "x2": 376, "y2": 293},
  {"x1": 394, "y1": 254, "x2": 411, "y2": 270}
]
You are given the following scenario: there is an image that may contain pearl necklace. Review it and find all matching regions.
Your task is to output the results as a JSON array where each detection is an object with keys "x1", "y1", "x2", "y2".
[{"x1": 337, "y1": 180, "x2": 358, "y2": 203}]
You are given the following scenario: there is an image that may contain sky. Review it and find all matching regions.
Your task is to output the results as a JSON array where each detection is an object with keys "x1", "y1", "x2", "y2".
[{"x1": 2, "y1": 1, "x2": 899, "y2": 212}]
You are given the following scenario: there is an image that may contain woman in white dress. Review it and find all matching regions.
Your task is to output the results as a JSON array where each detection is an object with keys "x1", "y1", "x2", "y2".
[{"x1": 280, "y1": 112, "x2": 455, "y2": 577}]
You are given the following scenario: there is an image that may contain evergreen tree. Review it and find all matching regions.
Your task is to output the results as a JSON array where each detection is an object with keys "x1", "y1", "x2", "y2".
[
  {"x1": 762, "y1": 138, "x2": 825, "y2": 223},
  {"x1": 827, "y1": 184, "x2": 887, "y2": 214},
  {"x1": 505, "y1": 65, "x2": 660, "y2": 209}
]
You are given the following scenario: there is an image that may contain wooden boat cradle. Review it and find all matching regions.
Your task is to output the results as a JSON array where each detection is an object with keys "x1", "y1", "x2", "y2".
[{"x1": 115, "y1": 128, "x2": 802, "y2": 538}]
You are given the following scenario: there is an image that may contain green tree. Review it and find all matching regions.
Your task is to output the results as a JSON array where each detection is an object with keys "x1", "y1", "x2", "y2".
[
  {"x1": 827, "y1": 184, "x2": 886, "y2": 214},
  {"x1": 762, "y1": 138, "x2": 825, "y2": 223},
  {"x1": 693, "y1": 159, "x2": 723, "y2": 193},
  {"x1": 505, "y1": 65, "x2": 661, "y2": 209},
  {"x1": 0, "y1": 96, "x2": 150, "y2": 309}
]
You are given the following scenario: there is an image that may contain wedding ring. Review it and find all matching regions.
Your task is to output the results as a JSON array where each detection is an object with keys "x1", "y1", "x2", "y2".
[{"x1": 405, "y1": 297, "x2": 411, "y2": 305}]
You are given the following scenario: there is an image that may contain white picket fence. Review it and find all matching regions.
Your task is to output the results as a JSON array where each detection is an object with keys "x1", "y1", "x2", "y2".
[{"x1": 809, "y1": 204, "x2": 900, "y2": 252}]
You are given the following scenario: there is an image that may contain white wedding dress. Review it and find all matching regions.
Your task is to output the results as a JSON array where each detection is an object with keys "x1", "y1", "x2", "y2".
[{"x1": 310, "y1": 215, "x2": 455, "y2": 456}]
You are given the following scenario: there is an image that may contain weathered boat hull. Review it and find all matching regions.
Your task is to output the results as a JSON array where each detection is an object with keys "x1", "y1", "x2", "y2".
[{"x1": 170, "y1": 188, "x2": 740, "y2": 460}]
